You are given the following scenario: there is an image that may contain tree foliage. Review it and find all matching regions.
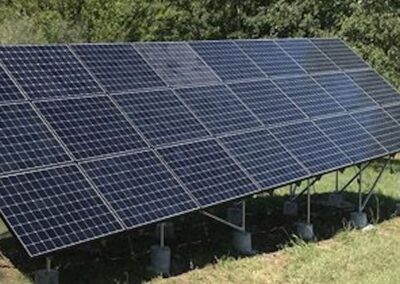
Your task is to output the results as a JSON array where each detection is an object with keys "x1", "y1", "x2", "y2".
[{"x1": 0, "y1": 0, "x2": 399, "y2": 88}]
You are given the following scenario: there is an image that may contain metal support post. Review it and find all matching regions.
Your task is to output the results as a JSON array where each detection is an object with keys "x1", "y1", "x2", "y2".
[
  {"x1": 335, "y1": 171, "x2": 339, "y2": 192},
  {"x1": 160, "y1": 222, "x2": 165, "y2": 248},
  {"x1": 307, "y1": 179, "x2": 311, "y2": 225},
  {"x1": 360, "y1": 158, "x2": 390, "y2": 211},
  {"x1": 290, "y1": 177, "x2": 319, "y2": 202},
  {"x1": 339, "y1": 162, "x2": 371, "y2": 194},
  {"x1": 358, "y1": 164, "x2": 363, "y2": 212}
]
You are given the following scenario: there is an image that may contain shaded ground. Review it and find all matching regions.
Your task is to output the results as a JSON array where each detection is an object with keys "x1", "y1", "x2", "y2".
[{"x1": 0, "y1": 160, "x2": 399, "y2": 283}]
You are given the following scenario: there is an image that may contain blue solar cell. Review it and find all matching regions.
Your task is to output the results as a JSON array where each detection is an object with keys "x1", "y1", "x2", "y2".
[
  {"x1": 71, "y1": 44, "x2": 166, "y2": 93},
  {"x1": 113, "y1": 90, "x2": 210, "y2": 146},
  {"x1": 315, "y1": 114, "x2": 387, "y2": 163},
  {"x1": 228, "y1": 80, "x2": 307, "y2": 125},
  {"x1": 158, "y1": 140, "x2": 258, "y2": 207},
  {"x1": 312, "y1": 39, "x2": 369, "y2": 70},
  {"x1": 0, "y1": 165, "x2": 123, "y2": 257},
  {"x1": 0, "y1": 103, "x2": 71, "y2": 174},
  {"x1": 0, "y1": 45, "x2": 103, "y2": 99},
  {"x1": 313, "y1": 73, "x2": 379, "y2": 111},
  {"x1": 135, "y1": 42, "x2": 220, "y2": 87},
  {"x1": 352, "y1": 108, "x2": 400, "y2": 153},
  {"x1": 0, "y1": 67, "x2": 24, "y2": 102},
  {"x1": 347, "y1": 70, "x2": 400, "y2": 106},
  {"x1": 221, "y1": 130, "x2": 309, "y2": 189},
  {"x1": 175, "y1": 84, "x2": 262, "y2": 134},
  {"x1": 82, "y1": 151, "x2": 199, "y2": 229},
  {"x1": 190, "y1": 41, "x2": 265, "y2": 81},
  {"x1": 276, "y1": 39, "x2": 339, "y2": 73},
  {"x1": 270, "y1": 121, "x2": 352, "y2": 174},
  {"x1": 384, "y1": 104, "x2": 400, "y2": 123},
  {"x1": 236, "y1": 40, "x2": 306, "y2": 77},
  {"x1": 274, "y1": 76, "x2": 345, "y2": 118},
  {"x1": 35, "y1": 96, "x2": 147, "y2": 159}
]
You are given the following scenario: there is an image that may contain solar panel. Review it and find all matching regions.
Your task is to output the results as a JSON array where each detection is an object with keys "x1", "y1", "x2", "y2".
[
  {"x1": 135, "y1": 42, "x2": 220, "y2": 87},
  {"x1": 221, "y1": 130, "x2": 309, "y2": 189},
  {"x1": 0, "y1": 165, "x2": 123, "y2": 257},
  {"x1": 347, "y1": 70, "x2": 399, "y2": 106},
  {"x1": 228, "y1": 80, "x2": 307, "y2": 125},
  {"x1": 175, "y1": 84, "x2": 262, "y2": 135},
  {"x1": 82, "y1": 151, "x2": 199, "y2": 229},
  {"x1": 0, "y1": 67, "x2": 24, "y2": 102},
  {"x1": 274, "y1": 76, "x2": 346, "y2": 118},
  {"x1": 190, "y1": 41, "x2": 265, "y2": 81},
  {"x1": 71, "y1": 44, "x2": 166, "y2": 93},
  {"x1": 352, "y1": 108, "x2": 400, "y2": 153},
  {"x1": 270, "y1": 121, "x2": 352, "y2": 174},
  {"x1": 0, "y1": 103, "x2": 71, "y2": 174},
  {"x1": 312, "y1": 39, "x2": 369, "y2": 70},
  {"x1": 313, "y1": 73, "x2": 379, "y2": 111},
  {"x1": 35, "y1": 96, "x2": 147, "y2": 160},
  {"x1": 276, "y1": 39, "x2": 339, "y2": 73},
  {"x1": 236, "y1": 40, "x2": 306, "y2": 77},
  {"x1": 383, "y1": 104, "x2": 400, "y2": 123},
  {"x1": 113, "y1": 90, "x2": 210, "y2": 146},
  {"x1": 0, "y1": 45, "x2": 103, "y2": 99},
  {"x1": 158, "y1": 140, "x2": 258, "y2": 207},
  {"x1": 315, "y1": 114, "x2": 387, "y2": 163}
]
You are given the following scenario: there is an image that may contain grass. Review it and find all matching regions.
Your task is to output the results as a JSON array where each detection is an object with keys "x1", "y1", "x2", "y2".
[
  {"x1": 150, "y1": 218, "x2": 400, "y2": 284},
  {"x1": 0, "y1": 160, "x2": 400, "y2": 283}
]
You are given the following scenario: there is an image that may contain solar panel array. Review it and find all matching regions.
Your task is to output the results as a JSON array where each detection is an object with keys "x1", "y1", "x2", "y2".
[{"x1": 0, "y1": 38, "x2": 399, "y2": 257}]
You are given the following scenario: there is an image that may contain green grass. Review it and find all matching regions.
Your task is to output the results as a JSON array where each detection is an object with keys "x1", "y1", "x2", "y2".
[{"x1": 150, "y1": 218, "x2": 400, "y2": 284}]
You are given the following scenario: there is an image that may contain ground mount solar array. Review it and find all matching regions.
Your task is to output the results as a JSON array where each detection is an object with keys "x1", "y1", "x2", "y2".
[{"x1": 0, "y1": 38, "x2": 400, "y2": 257}]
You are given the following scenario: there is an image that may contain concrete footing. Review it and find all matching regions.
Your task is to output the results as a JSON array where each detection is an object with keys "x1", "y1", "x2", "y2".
[
  {"x1": 232, "y1": 231, "x2": 252, "y2": 255},
  {"x1": 35, "y1": 269, "x2": 59, "y2": 284},
  {"x1": 395, "y1": 203, "x2": 400, "y2": 216},
  {"x1": 283, "y1": 201, "x2": 298, "y2": 216},
  {"x1": 328, "y1": 193, "x2": 344, "y2": 207},
  {"x1": 227, "y1": 207, "x2": 243, "y2": 226},
  {"x1": 350, "y1": 211, "x2": 368, "y2": 229},
  {"x1": 296, "y1": 222, "x2": 314, "y2": 241},
  {"x1": 150, "y1": 245, "x2": 171, "y2": 274},
  {"x1": 155, "y1": 222, "x2": 175, "y2": 239}
]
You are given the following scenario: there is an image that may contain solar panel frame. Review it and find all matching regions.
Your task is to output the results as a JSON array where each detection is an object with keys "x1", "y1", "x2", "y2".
[
  {"x1": 0, "y1": 45, "x2": 103, "y2": 99},
  {"x1": 0, "y1": 164, "x2": 124, "y2": 257},
  {"x1": 220, "y1": 129, "x2": 310, "y2": 189},
  {"x1": 0, "y1": 102, "x2": 72, "y2": 174},
  {"x1": 71, "y1": 44, "x2": 167, "y2": 93},
  {"x1": 351, "y1": 108, "x2": 400, "y2": 154},
  {"x1": 275, "y1": 39, "x2": 340, "y2": 74},
  {"x1": 315, "y1": 114, "x2": 388, "y2": 164},
  {"x1": 274, "y1": 76, "x2": 346, "y2": 118},
  {"x1": 235, "y1": 39, "x2": 306, "y2": 77},
  {"x1": 270, "y1": 121, "x2": 353, "y2": 175},
  {"x1": 158, "y1": 139, "x2": 259, "y2": 208},
  {"x1": 112, "y1": 90, "x2": 211, "y2": 146},
  {"x1": 189, "y1": 40, "x2": 266, "y2": 82},
  {"x1": 175, "y1": 84, "x2": 262, "y2": 135},
  {"x1": 82, "y1": 150, "x2": 199, "y2": 229},
  {"x1": 134, "y1": 42, "x2": 220, "y2": 87},
  {"x1": 313, "y1": 72, "x2": 379, "y2": 111},
  {"x1": 0, "y1": 65, "x2": 25, "y2": 103},
  {"x1": 34, "y1": 96, "x2": 148, "y2": 160},
  {"x1": 311, "y1": 39, "x2": 370, "y2": 71},
  {"x1": 347, "y1": 70, "x2": 400, "y2": 106},
  {"x1": 228, "y1": 79, "x2": 308, "y2": 126}
]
